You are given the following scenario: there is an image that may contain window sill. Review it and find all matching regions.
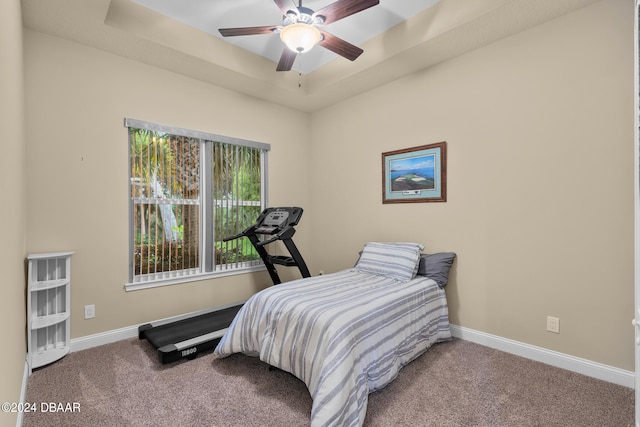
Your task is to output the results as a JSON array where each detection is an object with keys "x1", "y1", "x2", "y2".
[{"x1": 124, "y1": 264, "x2": 266, "y2": 292}]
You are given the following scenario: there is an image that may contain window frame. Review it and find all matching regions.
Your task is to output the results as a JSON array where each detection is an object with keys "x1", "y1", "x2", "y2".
[{"x1": 124, "y1": 118, "x2": 270, "y2": 291}]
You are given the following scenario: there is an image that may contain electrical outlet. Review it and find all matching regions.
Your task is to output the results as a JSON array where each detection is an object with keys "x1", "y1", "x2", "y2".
[
  {"x1": 84, "y1": 304, "x2": 95, "y2": 319},
  {"x1": 546, "y1": 316, "x2": 560, "y2": 333}
]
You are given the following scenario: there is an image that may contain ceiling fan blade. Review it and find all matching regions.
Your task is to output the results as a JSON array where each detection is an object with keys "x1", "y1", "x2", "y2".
[
  {"x1": 219, "y1": 26, "x2": 280, "y2": 37},
  {"x1": 318, "y1": 31, "x2": 363, "y2": 61},
  {"x1": 314, "y1": 0, "x2": 379, "y2": 25},
  {"x1": 276, "y1": 49, "x2": 297, "y2": 71},
  {"x1": 274, "y1": 0, "x2": 296, "y2": 15}
]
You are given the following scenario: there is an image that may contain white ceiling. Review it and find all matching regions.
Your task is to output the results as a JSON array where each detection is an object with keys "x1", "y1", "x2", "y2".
[
  {"x1": 129, "y1": 0, "x2": 441, "y2": 75},
  {"x1": 21, "y1": 0, "x2": 600, "y2": 112}
]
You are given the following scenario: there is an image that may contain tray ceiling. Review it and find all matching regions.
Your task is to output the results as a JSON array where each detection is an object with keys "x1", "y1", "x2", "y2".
[
  {"x1": 130, "y1": 0, "x2": 441, "y2": 75},
  {"x1": 21, "y1": 0, "x2": 600, "y2": 112}
]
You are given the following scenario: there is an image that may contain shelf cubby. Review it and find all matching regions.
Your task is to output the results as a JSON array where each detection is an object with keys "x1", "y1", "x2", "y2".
[{"x1": 27, "y1": 252, "x2": 73, "y2": 374}]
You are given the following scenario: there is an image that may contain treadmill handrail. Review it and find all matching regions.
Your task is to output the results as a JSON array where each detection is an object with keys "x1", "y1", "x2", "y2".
[
  {"x1": 255, "y1": 227, "x2": 295, "y2": 247},
  {"x1": 222, "y1": 225, "x2": 255, "y2": 242}
]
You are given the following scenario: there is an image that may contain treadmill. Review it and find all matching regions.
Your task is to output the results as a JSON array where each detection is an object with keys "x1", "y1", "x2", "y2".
[{"x1": 139, "y1": 206, "x2": 310, "y2": 363}]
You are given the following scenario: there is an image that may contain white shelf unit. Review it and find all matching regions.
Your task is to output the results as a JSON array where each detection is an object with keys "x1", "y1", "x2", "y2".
[{"x1": 27, "y1": 252, "x2": 73, "y2": 374}]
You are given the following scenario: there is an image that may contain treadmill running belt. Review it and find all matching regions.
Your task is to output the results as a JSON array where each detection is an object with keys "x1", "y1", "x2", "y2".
[{"x1": 143, "y1": 305, "x2": 242, "y2": 349}]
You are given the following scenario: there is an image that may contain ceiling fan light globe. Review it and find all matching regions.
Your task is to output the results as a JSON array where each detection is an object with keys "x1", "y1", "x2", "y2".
[{"x1": 280, "y1": 23, "x2": 321, "y2": 54}]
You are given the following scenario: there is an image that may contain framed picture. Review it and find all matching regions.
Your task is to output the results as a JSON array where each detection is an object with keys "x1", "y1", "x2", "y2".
[{"x1": 382, "y1": 142, "x2": 447, "y2": 204}]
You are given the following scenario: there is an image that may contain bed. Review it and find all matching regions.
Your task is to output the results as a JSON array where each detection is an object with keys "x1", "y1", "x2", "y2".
[{"x1": 212, "y1": 242, "x2": 455, "y2": 427}]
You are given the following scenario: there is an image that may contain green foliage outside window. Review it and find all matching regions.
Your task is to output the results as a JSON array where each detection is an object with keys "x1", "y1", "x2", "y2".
[{"x1": 130, "y1": 128, "x2": 262, "y2": 277}]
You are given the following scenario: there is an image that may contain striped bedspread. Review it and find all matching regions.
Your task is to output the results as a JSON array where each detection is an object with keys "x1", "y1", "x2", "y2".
[{"x1": 212, "y1": 268, "x2": 451, "y2": 427}]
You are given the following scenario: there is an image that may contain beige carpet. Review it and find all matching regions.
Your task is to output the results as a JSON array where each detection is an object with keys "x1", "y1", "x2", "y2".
[{"x1": 23, "y1": 337, "x2": 634, "y2": 426}]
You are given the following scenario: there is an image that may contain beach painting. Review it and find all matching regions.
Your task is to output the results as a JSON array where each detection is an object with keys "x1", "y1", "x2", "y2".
[{"x1": 382, "y1": 142, "x2": 446, "y2": 203}]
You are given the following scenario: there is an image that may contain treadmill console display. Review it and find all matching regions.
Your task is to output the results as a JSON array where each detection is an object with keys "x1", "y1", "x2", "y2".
[
  {"x1": 263, "y1": 210, "x2": 289, "y2": 226},
  {"x1": 255, "y1": 210, "x2": 290, "y2": 234},
  {"x1": 254, "y1": 208, "x2": 301, "y2": 234}
]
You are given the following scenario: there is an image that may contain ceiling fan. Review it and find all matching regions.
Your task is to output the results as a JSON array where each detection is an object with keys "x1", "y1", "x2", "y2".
[{"x1": 219, "y1": 0, "x2": 380, "y2": 72}]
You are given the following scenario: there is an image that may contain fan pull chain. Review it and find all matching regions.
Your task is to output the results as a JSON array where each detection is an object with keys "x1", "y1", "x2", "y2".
[{"x1": 296, "y1": 52, "x2": 303, "y2": 88}]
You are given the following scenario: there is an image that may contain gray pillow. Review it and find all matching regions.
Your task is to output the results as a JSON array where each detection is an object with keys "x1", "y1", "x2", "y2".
[{"x1": 417, "y1": 253, "x2": 457, "y2": 288}]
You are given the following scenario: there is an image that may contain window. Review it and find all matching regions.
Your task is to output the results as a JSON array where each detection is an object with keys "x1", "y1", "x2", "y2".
[{"x1": 125, "y1": 118, "x2": 269, "y2": 290}]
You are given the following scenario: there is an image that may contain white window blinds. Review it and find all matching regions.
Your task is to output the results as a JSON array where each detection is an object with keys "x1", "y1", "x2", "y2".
[{"x1": 126, "y1": 118, "x2": 269, "y2": 289}]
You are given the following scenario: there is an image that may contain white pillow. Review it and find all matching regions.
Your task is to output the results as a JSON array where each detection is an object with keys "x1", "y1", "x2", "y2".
[{"x1": 355, "y1": 242, "x2": 424, "y2": 281}]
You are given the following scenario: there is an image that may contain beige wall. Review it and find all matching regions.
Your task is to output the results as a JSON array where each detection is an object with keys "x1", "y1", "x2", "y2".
[
  {"x1": 24, "y1": 30, "x2": 312, "y2": 338},
  {"x1": 310, "y1": 0, "x2": 634, "y2": 370},
  {"x1": 0, "y1": 0, "x2": 26, "y2": 425}
]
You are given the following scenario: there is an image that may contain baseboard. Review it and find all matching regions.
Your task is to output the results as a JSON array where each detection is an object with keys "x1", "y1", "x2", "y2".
[
  {"x1": 70, "y1": 325, "x2": 139, "y2": 352},
  {"x1": 16, "y1": 358, "x2": 29, "y2": 427},
  {"x1": 450, "y1": 324, "x2": 634, "y2": 389}
]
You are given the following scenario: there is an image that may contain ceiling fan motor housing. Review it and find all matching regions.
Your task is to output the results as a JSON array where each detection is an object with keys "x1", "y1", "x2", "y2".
[{"x1": 283, "y1": 7, "x2": 325, "y2": 26}]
